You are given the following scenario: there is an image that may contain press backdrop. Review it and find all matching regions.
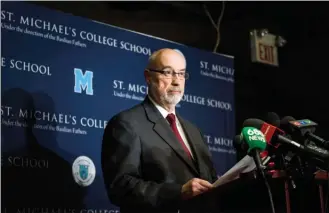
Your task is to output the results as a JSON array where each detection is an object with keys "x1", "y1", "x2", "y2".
[{"x1": 2, "y1": 2, "x2": 236, "y2": 212}]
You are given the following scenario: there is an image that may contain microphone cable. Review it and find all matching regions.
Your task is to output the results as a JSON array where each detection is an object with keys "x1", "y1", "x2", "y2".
[
  {"x1": 264, "y1": 173, "x2": 276, "y2": 213},
  {"x1": 254, "y1": 154, "x2": 276, "y2": 213}
]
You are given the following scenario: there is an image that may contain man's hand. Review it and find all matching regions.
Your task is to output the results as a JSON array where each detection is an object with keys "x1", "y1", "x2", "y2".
[{"x1": 181, "y1": 178, "x2": 214, "y2": 200}]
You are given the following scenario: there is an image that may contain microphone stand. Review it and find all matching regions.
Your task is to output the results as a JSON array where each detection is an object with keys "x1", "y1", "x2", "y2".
[
  {"x1": 280, "y1": 153, "x2": 295, "y2": 213},
  {"x1": 325, "y1": 161, "x2": 329, "y2": 213}
]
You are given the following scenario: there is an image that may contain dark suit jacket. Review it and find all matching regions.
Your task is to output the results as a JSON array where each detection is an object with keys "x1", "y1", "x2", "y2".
[{"x1": 101, "y1": 96, "x2": 218, "y2": 213}]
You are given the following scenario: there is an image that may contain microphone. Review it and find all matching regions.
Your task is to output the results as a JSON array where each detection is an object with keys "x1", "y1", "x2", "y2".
[
  {"x1": 240, "y1": 126, "x2": 276, "y2": 213},
  {"x1": 243, "y1": 118, "x2": 302, "y2": 149},
  {"x1": 234, "y1": 133, "x2": 270, "y2": 165},
  {"x1": 243, "y1": 118, "x2": 329, "y2": 160},
  {"x1": 281, "y1": 116, "x2": 329, "y2": 150},
  {"x1": 265, "y1": 112, "x2": 281, "y2": 128},
  {"x1": 240, "y1": 127, "x2": 267, "y2": 172},
  {"x1": 281, "y1": 116, "x2": 329, "y2": 172},
  {"x1": 260, "y1": 112, "x2": 281, "y2": 158}
]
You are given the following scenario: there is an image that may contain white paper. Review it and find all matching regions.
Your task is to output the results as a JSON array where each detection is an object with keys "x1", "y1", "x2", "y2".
[{"x1": 213, "y1": 155, "x2": 256, "y2": 187}]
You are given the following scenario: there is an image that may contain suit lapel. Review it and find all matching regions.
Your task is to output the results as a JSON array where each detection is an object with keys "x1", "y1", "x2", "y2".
[
  {"x1": 177, "y1": 115, "x2": 207, "y2": 179},
  {"x1": 142, "y1": 97, "x2": 199, "y2": 176}
]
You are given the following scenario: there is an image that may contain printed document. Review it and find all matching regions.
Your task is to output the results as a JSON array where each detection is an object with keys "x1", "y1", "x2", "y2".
[{"x1": 213, "y1": 155, "x2": 256, "y2": 187}]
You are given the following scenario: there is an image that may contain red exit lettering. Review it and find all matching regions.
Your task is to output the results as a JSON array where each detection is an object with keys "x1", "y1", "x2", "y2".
[{"x1": 258, "y1": 43, "x2": 274, "y2": 63}]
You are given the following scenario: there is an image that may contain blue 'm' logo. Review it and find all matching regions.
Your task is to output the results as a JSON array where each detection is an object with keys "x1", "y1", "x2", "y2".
[{"x1": 74, "y1": 68, "x2": 94, "y2": 95}]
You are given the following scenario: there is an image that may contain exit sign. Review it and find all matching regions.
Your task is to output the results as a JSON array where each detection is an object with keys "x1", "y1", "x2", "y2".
[{"x1": 250, "y1": 30, "x2": 279, "y2": 67}]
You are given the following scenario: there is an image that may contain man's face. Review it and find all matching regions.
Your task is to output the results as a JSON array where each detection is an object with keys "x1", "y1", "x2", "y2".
[{"x1": 146, "y1": 50, "x2": 186, "y2": 108}]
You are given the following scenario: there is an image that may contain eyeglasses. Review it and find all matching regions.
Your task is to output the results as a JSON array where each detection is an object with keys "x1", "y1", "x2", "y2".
[{"x1": 146, "y1": 68, "x2": 189, "y2": 80}]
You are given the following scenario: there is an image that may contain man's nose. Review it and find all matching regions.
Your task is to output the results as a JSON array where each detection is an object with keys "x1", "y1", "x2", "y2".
[{"x1": 171, "y1": 78, "x2": 180, "y2": 86}]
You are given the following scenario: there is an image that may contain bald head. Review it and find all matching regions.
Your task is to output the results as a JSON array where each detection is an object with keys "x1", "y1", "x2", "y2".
[
  {"x1": 147, "y1": 48, "x2": 186, "y2": 70},
  {"x1": 144, "y1": 48, "x2": 187, "y2": 112}
]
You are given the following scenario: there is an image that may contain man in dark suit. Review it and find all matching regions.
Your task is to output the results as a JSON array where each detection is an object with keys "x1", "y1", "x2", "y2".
[{"x1": 101, "y1": 48, "x2": 218, "y2": 213}]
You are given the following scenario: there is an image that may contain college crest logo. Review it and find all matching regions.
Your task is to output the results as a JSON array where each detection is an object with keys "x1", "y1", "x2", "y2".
[
  {"x1": 72, "y1": 156, "x2": 96, "y2": 187},
  {"x1": 79, "y1": 164, "x2": 89, "y2": 180}
]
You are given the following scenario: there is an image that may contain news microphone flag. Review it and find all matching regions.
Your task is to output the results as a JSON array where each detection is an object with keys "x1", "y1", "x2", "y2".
[{"x1": 241, "y1": 127, "x2": 267, "y2": 153}]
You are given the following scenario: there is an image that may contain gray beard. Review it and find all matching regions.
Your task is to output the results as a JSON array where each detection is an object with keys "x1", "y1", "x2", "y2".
[{"x1": 149, "y1": 82, "x2": 183, "y2": 106}]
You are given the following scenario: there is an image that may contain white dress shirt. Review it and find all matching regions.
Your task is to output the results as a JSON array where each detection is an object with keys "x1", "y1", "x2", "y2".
[{"x1": 148, "y1": 95, "x2": 194, "y2": 159}]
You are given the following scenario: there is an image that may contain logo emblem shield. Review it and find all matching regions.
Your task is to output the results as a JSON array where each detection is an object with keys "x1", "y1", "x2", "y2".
[{"x1": 79, "y1": 164, "x2": 89, "y2": 180}]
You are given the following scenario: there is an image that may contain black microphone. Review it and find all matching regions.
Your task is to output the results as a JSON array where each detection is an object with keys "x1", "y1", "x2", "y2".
[
  {"x1": 281, "y1": 116, "x2": 329, "y2": 150},
  {"x1": 265, "y1": 112, "x2": 281, "y2": 128},
  {"x1": 264, "y1": 113, "x2": 305, "y2": 187}
]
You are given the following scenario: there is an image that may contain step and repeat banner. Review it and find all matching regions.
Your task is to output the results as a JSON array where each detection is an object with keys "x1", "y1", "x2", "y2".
[{"x1": 1, "y1": 2, "x2": 236, "y2": 213}]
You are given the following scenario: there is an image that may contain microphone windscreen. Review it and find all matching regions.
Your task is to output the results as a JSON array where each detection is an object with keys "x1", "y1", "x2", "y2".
[
  {"x1": 280, "y1": 116, "x2": 297, "y2": 135},
  {"x1": 280, "y1": 116, "x2": 295, "y2": 126},
  {"x1": 242, "y1": 118, "x2": 264, "y2": 129},
  {"x1": 233, "y1": 135, "x2": 243, "y2": 150},
  {"x1": 266, "y1": 112, "x2": 280, "y2": 127}
]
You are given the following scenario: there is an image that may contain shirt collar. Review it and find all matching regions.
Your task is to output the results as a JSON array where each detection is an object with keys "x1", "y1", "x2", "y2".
[{"x1": 148, "y1": 95, "x2": 175, "y2": 119}]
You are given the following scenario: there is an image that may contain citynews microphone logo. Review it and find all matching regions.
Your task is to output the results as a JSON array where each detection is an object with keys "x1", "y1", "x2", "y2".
[{"x1": 290, "y1": 119, "x2": 317, "y2": 128}]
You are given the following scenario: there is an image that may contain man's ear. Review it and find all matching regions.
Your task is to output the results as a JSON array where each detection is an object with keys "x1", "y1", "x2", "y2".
[{"x1": 144, "y1": 70, "x2": 151, "y2": 84}]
